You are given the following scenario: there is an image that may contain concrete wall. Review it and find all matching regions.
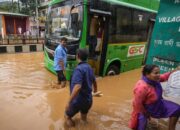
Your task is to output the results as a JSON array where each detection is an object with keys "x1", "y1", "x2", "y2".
[{"x1": 0, "y1": 44, "x2": 43, "y2": 54}]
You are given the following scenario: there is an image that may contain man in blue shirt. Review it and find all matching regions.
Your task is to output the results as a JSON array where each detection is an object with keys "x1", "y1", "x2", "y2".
[
  {"x1": 54, "y1": 37, "x2": 67, "y2": 88},
  {"x1": 65, "y1": 48, "x2": 98, "y2": 127}
]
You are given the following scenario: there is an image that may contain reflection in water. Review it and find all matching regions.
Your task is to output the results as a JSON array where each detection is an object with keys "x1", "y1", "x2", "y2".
[{"x1": 0, "y1": 52, "x2": 179, "y2": 130}]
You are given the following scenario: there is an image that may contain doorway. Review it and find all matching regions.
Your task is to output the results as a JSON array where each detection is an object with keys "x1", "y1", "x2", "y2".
[{"x1": 87, "y1": 12, "x2": 109, "y2": 76}]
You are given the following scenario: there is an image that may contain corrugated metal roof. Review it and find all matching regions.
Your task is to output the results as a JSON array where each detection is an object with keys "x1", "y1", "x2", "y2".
[{"x1": 0, "y1": 12, "x2": 29, "y2": 17}]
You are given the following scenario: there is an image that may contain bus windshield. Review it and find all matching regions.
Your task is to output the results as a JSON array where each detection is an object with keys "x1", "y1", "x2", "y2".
[{"x1": 46, "y1": 2, "x2": 83, "y2": 41}]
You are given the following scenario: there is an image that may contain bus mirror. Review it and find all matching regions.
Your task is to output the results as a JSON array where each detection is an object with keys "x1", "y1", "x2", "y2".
[
  {"x1": 71, "y1": 13, "x2": 78, "y2": 23},
  {"x1": 68, "y1": 4, "x2": 81, "y2": 28},
  {"x1": 70, "y1": 13, "x2": 79, "y2": 37}
]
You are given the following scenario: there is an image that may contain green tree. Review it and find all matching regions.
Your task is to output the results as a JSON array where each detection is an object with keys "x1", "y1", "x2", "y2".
[
  {"x1": 0, "y1": 0, "x2": 37, "y2": 15},
  {"x1": 20, "y1": 0, "x2": 37, "y2": 16},
  {"x1": 0, "y1": 1, "x2": 18, "y2": 13},
  {"x1": 12, "y1": 0, "x2": 14, "y2": 12},
  {"x1": 0, "y1": 3, "x2": 10, "y2": 12}
]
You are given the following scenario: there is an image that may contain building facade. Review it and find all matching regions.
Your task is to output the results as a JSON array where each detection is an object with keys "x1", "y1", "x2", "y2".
[{"x1": 38, "y1": 0, "x2": 51, "y2": 36}]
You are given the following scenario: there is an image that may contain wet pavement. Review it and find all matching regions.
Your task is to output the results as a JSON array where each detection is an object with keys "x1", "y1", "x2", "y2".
[{"x1": 0, "y1": 52, "x2": 179, "y2": 130}]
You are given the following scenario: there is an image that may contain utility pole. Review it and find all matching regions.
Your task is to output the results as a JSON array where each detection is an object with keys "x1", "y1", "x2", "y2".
[
  {"x1": 35, "y1": 0, "x2": 39, "y2": 38},
  {"x1": 18, "y1": 0, "x2": 20, "y2": 13},
  {"x1": 12, "y1": 0, "x2": 14, "y2": 12}
]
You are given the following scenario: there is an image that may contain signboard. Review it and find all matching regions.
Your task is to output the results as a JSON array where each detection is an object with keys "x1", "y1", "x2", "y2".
[
  {"x1": 127, "y1": 45, "x2": 145, "y2": 57},
  {"x1": 146, "y1": 0, "x2": 180, "y2": 73}
]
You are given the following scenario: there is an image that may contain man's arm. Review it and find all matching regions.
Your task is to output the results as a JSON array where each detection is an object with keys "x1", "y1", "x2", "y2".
[
  {"x1": 59, "y1": 60, "x2": 65, "y2": 70},
  {"x1": 93, "y1": 80, "x2": 97, "y2": 93},
  {"x1": 160, "y1": 66, "x2": 180, "y2": 82},
  {"x1": 66, "y1": 84, "x2": 81, "y2": 111}
]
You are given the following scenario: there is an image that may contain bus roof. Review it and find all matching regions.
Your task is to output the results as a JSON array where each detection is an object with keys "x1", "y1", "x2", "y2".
[
  {"x1": 104, "y1": 0, "x2": 159, "y2": 13},
  {"x1": 0, "y1": 12, "x2": 29, "y2": 17},
  {"x1": 49, "y1": 0, "x2": 64, "y2": 5},
  {"x1": 50, "y1": 0, "x2": 159, "y2": 12}
]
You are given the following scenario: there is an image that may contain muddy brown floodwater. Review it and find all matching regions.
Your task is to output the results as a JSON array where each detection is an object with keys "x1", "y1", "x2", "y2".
[{"x1": 0, "y1": 52, "x2": 179, "y2": 130}]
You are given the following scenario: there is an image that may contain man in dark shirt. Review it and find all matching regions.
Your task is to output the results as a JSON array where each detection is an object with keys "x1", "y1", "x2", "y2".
[{"x1": 65, "y1": 48, "x2": 98, "y2": 127}]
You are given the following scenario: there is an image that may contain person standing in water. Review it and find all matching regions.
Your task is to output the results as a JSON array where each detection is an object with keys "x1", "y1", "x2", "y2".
[
  {"x1": 54, "y1": 37, "x2": 67, "y2": 88},
  {"x1": 129, "y1": 64, "x2": 180, "y2": 130},
  {"x1": 65, "y1": 48, "x2": 98, "y2": 127}
]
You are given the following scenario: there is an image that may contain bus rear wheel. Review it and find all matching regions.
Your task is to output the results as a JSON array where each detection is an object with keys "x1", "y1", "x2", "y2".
[{"x1": 106, "y1": 65, "x2": 120, "y2": 76}]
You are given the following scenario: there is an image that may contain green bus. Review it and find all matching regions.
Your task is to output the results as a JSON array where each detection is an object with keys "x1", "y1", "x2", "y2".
[{"x1": 44, "y1": 0, "x2": 159, "y2": 80}]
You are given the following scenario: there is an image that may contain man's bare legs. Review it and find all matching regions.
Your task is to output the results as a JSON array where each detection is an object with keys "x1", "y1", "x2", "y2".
[
  {"x1": 81, "y1": 113, "x2": 88, "y2": 124},
  {"x1": 64, "y1": 114, "x2": 75, "y2": 127},
  {"x1": 61, "y1": 81, "x2": 66, "y2": 88},
  {"x1": 168, "y1": 117, "x2": 178, "y2": 130},
  {"x1": 56, "y1": 81, "x2": 66, "y2": 89}
]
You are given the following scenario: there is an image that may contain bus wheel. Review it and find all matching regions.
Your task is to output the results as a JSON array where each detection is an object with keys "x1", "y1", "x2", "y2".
[{"x1": 106, "y1": 65, "x2": 120, "y2": 76}]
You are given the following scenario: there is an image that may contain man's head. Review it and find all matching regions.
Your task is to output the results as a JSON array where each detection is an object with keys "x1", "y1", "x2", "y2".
[
  {"x1": 60, "y1": 37, "x2": 67, "y2": 47},
  {"x1": 76, "y1": 48, "x2": 89, "y2": 62}
]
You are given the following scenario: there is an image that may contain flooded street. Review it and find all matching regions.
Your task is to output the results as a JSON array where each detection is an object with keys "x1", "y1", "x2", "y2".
[{"x1": 0, "y1": 52, "x2": 179, "y2": 130}]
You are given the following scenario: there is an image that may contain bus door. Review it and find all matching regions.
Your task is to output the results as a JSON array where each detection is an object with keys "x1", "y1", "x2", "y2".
[{"x1": 87, "y1": 9, "x2": 111, "y2": 76}]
